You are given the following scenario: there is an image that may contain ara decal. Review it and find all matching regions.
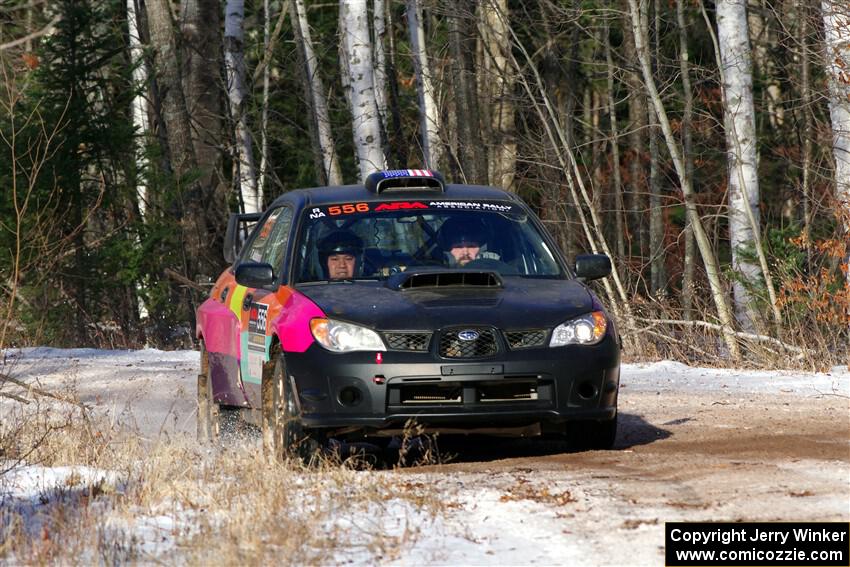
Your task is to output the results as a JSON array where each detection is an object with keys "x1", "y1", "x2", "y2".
[{"x1": 374, "y1": 201, "x2": 428, "y2": 211}]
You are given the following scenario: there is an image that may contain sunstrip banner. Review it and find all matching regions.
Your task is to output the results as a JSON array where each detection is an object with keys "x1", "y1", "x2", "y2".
[{"x1": 381, "y1": 169, "x2": 433, "y2": 178}]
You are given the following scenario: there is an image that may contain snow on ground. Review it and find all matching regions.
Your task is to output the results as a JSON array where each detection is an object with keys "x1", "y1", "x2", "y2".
[{"x1": 1, "y1": 348, "x2": 848, "y2": 565}]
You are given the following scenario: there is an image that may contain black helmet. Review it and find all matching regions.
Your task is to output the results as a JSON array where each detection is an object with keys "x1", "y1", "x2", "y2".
[
  {"x1": 439, "y1": 217, "x2": 486, "y2": 249},
  {"x1": 318, "y1": 230, "x2": 363, "y2": 259}
]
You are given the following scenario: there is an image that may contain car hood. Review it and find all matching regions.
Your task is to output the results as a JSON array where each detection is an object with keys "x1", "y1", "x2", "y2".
[{"x1": 296, "y1": 277, "x2": 595, "y2": 331}]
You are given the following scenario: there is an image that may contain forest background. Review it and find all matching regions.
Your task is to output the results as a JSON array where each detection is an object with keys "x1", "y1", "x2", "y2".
[{"x1": 0, "y1": 0, "x2": 848, "y2": 368}]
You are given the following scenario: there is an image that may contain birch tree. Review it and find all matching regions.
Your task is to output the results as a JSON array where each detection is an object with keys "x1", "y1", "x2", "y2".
[
  {"x1": 340, "y1": 0, "x2": 386, "y2": 180},
  {"x1": 406, "y1": 0, "x2": 443, "y2": 170},
  {"x1": 127, "y1": 0, "x2": 149, "y2": 217},
  {"x1": 292, "y1": 0, "x2": 342, "y2": 185},
  {"x1": 224, "y1": 0, "x2": 260, "y2": 212},
  {"x1": 716, "y1": 0, "x2": 761, "y2": 330},
  {"x1": 822, "y1": 0, "x2": 850, "y2": 296}
]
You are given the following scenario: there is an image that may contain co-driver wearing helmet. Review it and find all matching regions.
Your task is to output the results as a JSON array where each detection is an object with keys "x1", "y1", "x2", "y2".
[{"x1": 318, "y1": 230, "x2": 363, "y2": 279}]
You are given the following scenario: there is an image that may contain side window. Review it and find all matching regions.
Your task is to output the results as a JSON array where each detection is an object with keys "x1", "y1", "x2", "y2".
[
  {"x1": 242, "y1": 207, "x2": 293, "y2": 276},
  {"x1": 261, "y1": 207, "x2": 294, "y2": 272}
]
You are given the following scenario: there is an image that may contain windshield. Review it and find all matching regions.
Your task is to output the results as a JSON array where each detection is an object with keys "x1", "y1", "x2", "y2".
[{"x1": 294, "y1": 200, "x2": 564, "y2": 283}]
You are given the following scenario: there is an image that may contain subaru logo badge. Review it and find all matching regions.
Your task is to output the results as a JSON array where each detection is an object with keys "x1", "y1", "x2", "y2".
[{"x1": 457, "y1": 330, "x2": 480, "y2": 342}]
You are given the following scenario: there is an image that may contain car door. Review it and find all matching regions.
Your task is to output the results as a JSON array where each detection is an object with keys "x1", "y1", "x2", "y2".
[{"x1": 236, "y1": 205, "x2": 295, "y2": 407}]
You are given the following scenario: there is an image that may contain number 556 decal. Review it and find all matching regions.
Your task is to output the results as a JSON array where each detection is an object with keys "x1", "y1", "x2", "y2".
[{"x1": 328, "y1": 203, "x2": 370, "y2": 216}]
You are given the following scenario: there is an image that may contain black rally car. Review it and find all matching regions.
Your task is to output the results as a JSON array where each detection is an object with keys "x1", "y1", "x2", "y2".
[{"x1": 196, "y1": 169, "x2": 620, "y2": 456}]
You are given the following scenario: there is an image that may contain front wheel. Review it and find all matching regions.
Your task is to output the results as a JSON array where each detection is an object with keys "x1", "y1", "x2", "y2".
[{"x1": 261, "y1": 350, "x2": 320, "y2": 463}]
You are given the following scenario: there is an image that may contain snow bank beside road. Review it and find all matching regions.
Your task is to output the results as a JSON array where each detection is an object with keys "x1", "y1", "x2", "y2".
[{"x1": 625, "y1": 360, "x2": 849, "y2": 395}]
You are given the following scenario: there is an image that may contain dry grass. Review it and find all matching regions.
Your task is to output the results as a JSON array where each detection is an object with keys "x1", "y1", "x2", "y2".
[{"x1": 0, "y1": 398, "x2": 442, "y2": 565}]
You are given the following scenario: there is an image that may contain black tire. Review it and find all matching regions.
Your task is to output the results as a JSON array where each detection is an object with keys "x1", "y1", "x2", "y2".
[
  {"x1": 568, "y1": 413, "x2": 618, "y2": 450},
  {"x1": 197, "y1": 340, "x2": 221, "y2": 443},
  {"x1": 262, "y1": 350, "x2": 320, "y2": 463}
]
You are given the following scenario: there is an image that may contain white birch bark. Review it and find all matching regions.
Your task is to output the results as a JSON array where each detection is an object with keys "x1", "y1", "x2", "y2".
[
  {"x1": 340, "y1": 0, "x2": 387, "y2": 180},
  {"x1": 373, "y1": 0, "x2": 388, "y2": 133},
  {"x1": 716, "y1": 0, "x2": 761, "y2": 330},
  {"x1": 293, "y1": 0, "x2": 343, "y2": 185},
  {"x1": 822, "y1": 0, "x2": 850, "y2": 298},
  {"x1": 224, "y1": 0, "x2": 260, "y2": 212},
  {"x1": 127, "y1": 0, "x2": 149, "y2": 218},
  {"x1": 406, "y1": 0, "x2": 443, "y2": 170}
]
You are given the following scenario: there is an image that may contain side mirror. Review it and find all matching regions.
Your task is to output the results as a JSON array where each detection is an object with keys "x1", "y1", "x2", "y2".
[
  {"x1": 224, "y1": 212, "x2": 263, "y2": 264},
  {"x1": 235, "y1": 262, "x2": 275, "y2": 288},
  {"x1": 574, "y1": 254, "x2": 611, "y2": 281}
]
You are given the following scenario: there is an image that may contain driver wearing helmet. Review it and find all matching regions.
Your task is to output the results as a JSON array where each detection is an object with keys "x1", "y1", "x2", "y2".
[
  {"x1": 439, "y1": 217, "x2": 493, "y2": 267},
  {"x1": 318, "y1": 229, "x2": 363, "y2": 279}
]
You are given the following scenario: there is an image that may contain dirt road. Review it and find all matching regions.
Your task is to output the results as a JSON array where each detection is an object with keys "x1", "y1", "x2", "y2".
[{"x1": 398, "y1": 381, "x2": 850, "y2": 564}]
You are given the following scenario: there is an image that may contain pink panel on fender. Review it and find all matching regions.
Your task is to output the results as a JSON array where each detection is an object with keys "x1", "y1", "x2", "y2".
[
  {"x1": 273, "y1": 289, "x2": 326, "y2": 353},
  {"x1": 197, "y1": 298, "x2": 240, "y2": 357}
]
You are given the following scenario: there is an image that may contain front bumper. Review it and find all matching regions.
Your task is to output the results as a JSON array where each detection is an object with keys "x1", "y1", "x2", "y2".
[{"x1": 285, "y1": 334, "x2": 620, "y2": 434}]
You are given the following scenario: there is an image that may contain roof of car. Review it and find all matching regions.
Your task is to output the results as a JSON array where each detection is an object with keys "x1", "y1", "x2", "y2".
[{"x1": 269, "y1": 182, "x2": 524, "y2": 209}]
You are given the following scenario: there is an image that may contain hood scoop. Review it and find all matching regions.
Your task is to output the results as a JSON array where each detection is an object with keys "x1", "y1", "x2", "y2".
[{"x1": 389, "y1": 270, "x2": 503, "y2": 290}]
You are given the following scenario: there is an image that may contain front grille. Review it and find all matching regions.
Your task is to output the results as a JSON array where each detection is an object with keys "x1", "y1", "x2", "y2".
[
  {"x1": 504, "y1": 329, "x2": 548, "y2": 350},
  {"x1": 385, "y1": 332, "x2": 432, "y2": 352},
  {"x1": 439, "y1": 328, "x2": 498, "y2": 358}
]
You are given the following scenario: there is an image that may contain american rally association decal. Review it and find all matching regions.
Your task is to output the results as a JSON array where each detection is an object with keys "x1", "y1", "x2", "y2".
[
  {"x1": 428, "y1": 201, "x2": 513, "y2": 212},
  {"x1": 247, "y1": 302, "x2": 269, "y2": 381}
]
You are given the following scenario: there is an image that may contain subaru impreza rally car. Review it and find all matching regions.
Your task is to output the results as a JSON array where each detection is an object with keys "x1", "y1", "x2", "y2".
[{"x1": 196, "y1": 170, "x2": 620, "y2": 457}]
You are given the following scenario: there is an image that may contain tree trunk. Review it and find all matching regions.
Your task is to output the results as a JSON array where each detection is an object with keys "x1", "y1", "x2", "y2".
[
  {"x1": 647, "y1": 0, "x2": 665, "y2": 294},
  {"x1": 798, "y1": 0, "x2": 813, "y2": 265},
  {"x1": 406, "y1": 0, "x2": 443, "y2": 170},
  {"x1": 747, "y1": 0, "x2": 783, "y2": 128},
  {"x1": 449, "y1": 0, "x2": 485, "y2": 184},
  {"x1": 676, "y1": 0, "x2": 696, "y2": 319},
  {"x1": 180, "y1": 0, "x2": 227, "y2": 223},
  {"x1": 292, "y1": 0, "x2": 343, "y2": 185},
  {"x1": 604, "y1": 16, "x2": 625, "y2": 261},
  {"x1": 127, "y1": 0, "x2": 150, "y2": 218},
  {"x1": 716, "y1": 0, "x2": 765, "y2": 331},
  {"x1": 373, "y1": 0, "x2": 388, "y2": 152},
  {"x1": 382, "y1": 2, "x2": 407, "y2": 168},
  {"x1": 259, "y1": 0, "x2": 271, "y2": 197},
  {"x1": 147, "y1": 0, "x2": 214, "y2": 279},
  {"x1": 821, "y1": 0, "x2": 850, "y2": 300},
  {"x1": 224, "y1": 0, "x2": 260, "y2": 212},
  {"x1": 479, "y1": 0, "x2": 516, "y2": 191},
  {"x1": 628, "y1": 0, "x2": 741, "y2": 359},
  {"x1": 340, "y1": 0, "x2": 387, "y2": 180},
  {"x1": 622, "y1": 4, "x2": 648, "y2": 270}
]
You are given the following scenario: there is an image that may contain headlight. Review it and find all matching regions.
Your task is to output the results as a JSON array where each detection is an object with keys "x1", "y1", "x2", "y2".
[
  {"x1": 549, "y1": 311, "x2": 607, "y2": 347},
  {"x1": 310, "y1": 318, "x2": 386, "y2": 352}
]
